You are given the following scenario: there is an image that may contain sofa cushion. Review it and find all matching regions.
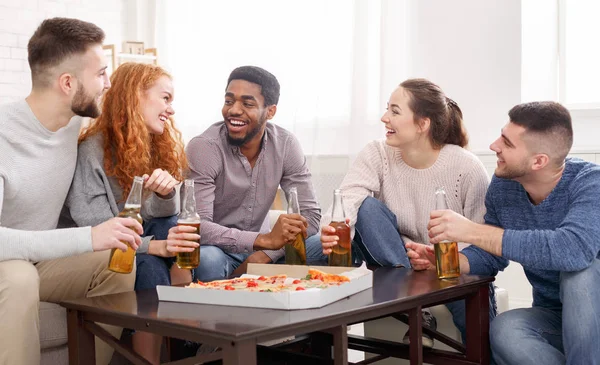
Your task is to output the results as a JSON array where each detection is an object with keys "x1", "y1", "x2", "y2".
[{"x1": 39, "y1": 301, "x2": 68, "y2": 349}]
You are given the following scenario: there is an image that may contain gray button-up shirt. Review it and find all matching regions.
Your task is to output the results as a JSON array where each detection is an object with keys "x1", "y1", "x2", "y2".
[{"x1": 186, "y1": 121, "x2": 321, "y2": 262}]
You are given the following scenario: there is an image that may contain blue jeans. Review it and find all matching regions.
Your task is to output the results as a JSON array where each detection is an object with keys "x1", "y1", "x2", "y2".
[
  {"x1": 490, "y1": 259, "x2": 600, "y2": 365},
  {"x1": 352, "y1": 196, "x2": 411, "y2": 268},
  {"x1": 134, "y1": 215, "x2": 178, "y2": 291},
  {"x1": 356, "y1": 197, "x2": 497, "y2": 343},
  {"x1": 193, "y1": 234, "x2": 326, "y2": 282},
  {"x1": 445, "y1": 286, "x2": 497, "y2": 345}
]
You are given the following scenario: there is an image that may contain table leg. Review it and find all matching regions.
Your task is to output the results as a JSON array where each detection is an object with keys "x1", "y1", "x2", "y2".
[
  {"x1": 222, "y1": 340, "x2": 257, "y2": 365},
  {"x1": 408, "y1": 306, "x2": 423, "y2": 365},
  {"x1": 67, "y1": 309, "x2": 96, "y2": 365},
  {"x1": 330, "y1": 324, "x2": 348, "y2": 365},
  {"x1": 465, "y1": 284, "x2": 490, "y2": 364}
]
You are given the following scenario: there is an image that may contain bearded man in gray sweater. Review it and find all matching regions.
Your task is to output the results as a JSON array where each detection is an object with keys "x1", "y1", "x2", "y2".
[{"x1": 0, "y1": 18, "x2": 143, "y2": 365}]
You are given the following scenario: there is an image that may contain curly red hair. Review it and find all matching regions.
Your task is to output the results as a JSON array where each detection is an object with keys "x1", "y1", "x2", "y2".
[{"x1": 80, "y1": 62, "x2": 188, "y2": 200}]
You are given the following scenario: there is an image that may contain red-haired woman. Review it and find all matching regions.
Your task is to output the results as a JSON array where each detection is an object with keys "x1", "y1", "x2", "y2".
[{"x1": 63, "y1": 62, "x2": 198, "y2": 364}]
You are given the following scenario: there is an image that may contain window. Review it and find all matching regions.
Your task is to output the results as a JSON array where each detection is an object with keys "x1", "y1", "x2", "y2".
[{"x1": 559, "y1": 0, "x2": 600, "y2": 109}]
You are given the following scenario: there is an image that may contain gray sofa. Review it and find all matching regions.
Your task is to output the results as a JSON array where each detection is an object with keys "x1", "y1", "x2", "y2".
[{"x1": 40, "y1": 302, "x2": 69, "y2": 364}]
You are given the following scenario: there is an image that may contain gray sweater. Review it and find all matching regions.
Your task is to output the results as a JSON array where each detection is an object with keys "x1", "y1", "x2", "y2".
[
  {"x1": 61, "y1": 133, "x2": 179, "y2": 253},
  {"x1": 0, "y1": 100, "x2": 92, "y2": 262}
]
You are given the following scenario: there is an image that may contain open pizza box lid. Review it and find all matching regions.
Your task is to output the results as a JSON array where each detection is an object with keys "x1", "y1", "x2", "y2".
[{"x1": 157, "y1": 263, "x2": 373, "y2": 310}]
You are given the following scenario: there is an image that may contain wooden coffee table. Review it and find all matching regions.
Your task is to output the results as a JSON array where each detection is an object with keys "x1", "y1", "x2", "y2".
[{"x1": 62, "y1": 268, "x2": 493, "y2": 365}]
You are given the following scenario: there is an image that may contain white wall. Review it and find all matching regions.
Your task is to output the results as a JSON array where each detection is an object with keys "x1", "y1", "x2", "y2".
[
  {"x1": 404, "y1": 0, "x2": 522, "y2": 154},
  {"x1": 0, "y1": 0, "x2": 124, "y2": 104}
]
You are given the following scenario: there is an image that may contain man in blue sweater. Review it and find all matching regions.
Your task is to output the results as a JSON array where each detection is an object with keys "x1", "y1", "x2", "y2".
[{"x1": 410, "y1": 101, "x2": 600, "y2": 365}]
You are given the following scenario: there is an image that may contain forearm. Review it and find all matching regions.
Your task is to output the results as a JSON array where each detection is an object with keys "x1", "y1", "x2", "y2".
[
  {"x1": 466, "y1": 222, "x2": 505, "y2": 256},
  {"x1": 460, "y1": 244, "x2": 509, "y2": 276},
  {"x1": 201, "y1": 220, "x2": 258, "y2": 254},
  {"x1": 502, "y1": 229, "x2": 598, "y2": 271},
  {"x1": 143, "y1": 189, "x2": 179, "y2": 220},
  {"x1": 0, "y1": 226, "x2": 93, "y2": 262}
]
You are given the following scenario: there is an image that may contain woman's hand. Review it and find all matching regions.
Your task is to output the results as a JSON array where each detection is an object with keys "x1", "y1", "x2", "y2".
[
  {"x1": 321, "y1": 218, "x2": 350, "y2": 255},
  {"x1": 143, "y1": 168, "x2": 179, "y2": 197}
]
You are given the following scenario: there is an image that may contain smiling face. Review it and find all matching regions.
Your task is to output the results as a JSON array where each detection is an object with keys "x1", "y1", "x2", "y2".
[
  {"x1": 222, "y1": 79, "x2": 275, "y2": 147},
  {"x1": 380, "y1": 87, "x2": 425, "y2": 148},
  {"x1": 70, "y1": 44, "x2": 111, "y2": 118},
  {"x1": 489, "y1": 122, "x2": 533, "y2": 179},
  {"x1": 140, "y1": 75, "x2": 174, "y2": 135}
]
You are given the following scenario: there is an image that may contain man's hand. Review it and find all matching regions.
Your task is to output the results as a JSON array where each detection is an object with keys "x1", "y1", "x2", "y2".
[
  {"x1": 254, "y1": 214, "x2": 307, "y2": 250},
  {"x1": 231, "y1": 251, "x2": 272, "y2": 277},
  {"x1": 164, "y1": 225, "x2": 200, "y2": 256},
  {"x1": 428, "y1": 209, "x2": 474, "y2": 244},
  {"x1": 321, "y1": 218, "x2": 350, "y2": 255},
  {"x1": 405, "y1": 241, "x2": 435, "y2": 271},
  {"x1": 143, "y1": 168, "x2": 179, "y2": 197},
  {"x1": 91, "y1": 217, "x2": 143, "y2": 252}
]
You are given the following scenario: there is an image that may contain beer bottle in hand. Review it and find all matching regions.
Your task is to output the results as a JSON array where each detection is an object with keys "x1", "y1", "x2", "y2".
[
  {"x1": 328, "y1": 189, "x2": 352, "y2": 267},
  {"x1": 176, "y1": 179, "x2": 201, "y2": 269},
  {"x1": 285, "y1": 187, "x2": 307, "y2": 265},
  {"x1": 108, "y1": 176, "x2": 144, "y2": 273},
  {"x1": 434, "y1": 187, "x2": 460, "y2": 279}
]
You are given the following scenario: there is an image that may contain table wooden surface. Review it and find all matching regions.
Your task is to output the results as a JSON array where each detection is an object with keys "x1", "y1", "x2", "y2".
[{"x1": 62, "y1": 267, "x2": 493, "y2": 365}]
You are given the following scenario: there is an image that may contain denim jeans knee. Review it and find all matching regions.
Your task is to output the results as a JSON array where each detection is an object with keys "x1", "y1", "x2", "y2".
[
  {"x1": 354, "y1": 197, "x2": 409, "y2": 268},
  {"x1": 135, "y1": 253, "x2": 172, "y2": 291},
  {"x1": 143, "y1": 215, "x2": 178, "y2": 240}
]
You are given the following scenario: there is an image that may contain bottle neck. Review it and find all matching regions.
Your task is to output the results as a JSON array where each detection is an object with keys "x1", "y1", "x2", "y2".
[
  {"x1": 288, "y1": 189, "x2": 300, "y2": 214},
  {"x1": 125, "y1": 178, "x2": 143, "y2": 206},
  {"x1": 181, "y1": 184, "x2": 199, "y2": 219},
  {"x1": 331, "y1": 194, "x2": 345, "y2": 222}
]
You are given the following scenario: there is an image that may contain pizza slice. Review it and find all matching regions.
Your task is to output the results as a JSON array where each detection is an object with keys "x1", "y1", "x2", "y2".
[{"x1": 307, "y1": 268, "x2": 350, "y2": 283}]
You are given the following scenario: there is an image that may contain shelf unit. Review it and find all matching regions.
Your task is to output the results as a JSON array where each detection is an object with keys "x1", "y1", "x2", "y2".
[{"x1": 103, "y1": 44, "x2": 158, "y2": 74}]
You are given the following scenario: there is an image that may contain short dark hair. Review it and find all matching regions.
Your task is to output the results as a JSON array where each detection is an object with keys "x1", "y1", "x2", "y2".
[
  {"x1": 508, "y1": 101, "x2": 573, "y2": 162},
  {"x1": 400, "y1": 78, "x2": 468, "y2": 148},
  {"x1": 226, "y1": 66, "x2": 280, "y2": 106},
  {"x1": 28, "y1": 17, "x2": 105, "y2": 88}
]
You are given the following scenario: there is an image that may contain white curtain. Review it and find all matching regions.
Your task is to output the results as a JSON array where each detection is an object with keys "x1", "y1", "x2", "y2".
[{"x1": 150, "y1": 0, "x2": 409, "y2": 207}]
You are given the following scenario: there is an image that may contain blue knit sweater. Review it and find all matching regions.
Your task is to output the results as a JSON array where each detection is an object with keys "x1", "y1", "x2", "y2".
[{"x1": 462, "y1": 158, "x2": 600, "y2": 309}]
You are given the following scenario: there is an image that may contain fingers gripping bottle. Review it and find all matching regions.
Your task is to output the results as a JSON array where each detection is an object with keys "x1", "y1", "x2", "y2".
[
  {"x1": 328, "y1": 189, "x2": 352, "y2": 267},
  {"x1": 176, "y1": 179, "x2": 201, "y2": 269},
  {"x1": 434, "y1": 187, "x2": 460, "y2": 279},
  {"x1": 108, "y1": 176, "x2": 144, "y2": 273},
  {"x1": 285, "y1": 187, "x2": 307, "y2": 265}
]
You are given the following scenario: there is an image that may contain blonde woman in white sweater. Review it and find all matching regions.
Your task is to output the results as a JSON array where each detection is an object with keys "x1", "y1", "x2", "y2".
[{"x1": 321, "y1": 78, "x2": 490, "y2": 347}]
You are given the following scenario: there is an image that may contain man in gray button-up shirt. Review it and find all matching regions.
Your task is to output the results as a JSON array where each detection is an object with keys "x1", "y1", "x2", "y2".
[{"x1": 186, "y1": 66, "x2": 325, "y2": 281}]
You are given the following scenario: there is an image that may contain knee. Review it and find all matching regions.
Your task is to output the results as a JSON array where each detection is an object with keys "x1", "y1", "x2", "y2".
[
  {"x1": 93, "y1": 251, "x2": 136, "y2": 294},
  {"x1": 561, "y1": 259, "x2": 600, "y2": 293},
  {"x1": 305, "y1": 234, "x2": 327, "y2": 264},
  {"x1": 0, "y1": 261, "x2": 40, "y2": 306},
  {"x1": 356, "y1": 197, "x2": 395, "y2": 224},
  {"x1": 490, "y1": 310, "x2": 527, "y2": 355},
  {"x1": 194, "y1": 246, "x2": 228, "y2": 281},
  {"x1": 136, "y1": 254, "x2": 170, "y2": 289},
  {"x1": 143, "y1": 215, "x2": 178, "y2": 240}
]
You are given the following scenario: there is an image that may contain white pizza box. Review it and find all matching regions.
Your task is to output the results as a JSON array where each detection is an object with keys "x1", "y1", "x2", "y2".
[{"x1": 156, "y1": 263, "x2": 373, "y2": 310}]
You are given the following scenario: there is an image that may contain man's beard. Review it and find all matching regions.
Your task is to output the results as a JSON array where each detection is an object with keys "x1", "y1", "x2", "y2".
[
  {"x1": 495, "y1": 161, "x2": 529, "y2": 179},
  {"x1": 226, "y1": 118, "x2": 265, "y2": 147},
  {"x1": 71, "y1": 83, "x2": 101, "y2": 118}
]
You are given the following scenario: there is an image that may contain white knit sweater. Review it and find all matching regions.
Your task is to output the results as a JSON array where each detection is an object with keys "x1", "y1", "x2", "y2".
[
  {"x1": 322, "y1": 140, "x2": 490, "y2": 250},
  {"x1": 0, "y1": 100, "x2": 92, "y2": 262}
]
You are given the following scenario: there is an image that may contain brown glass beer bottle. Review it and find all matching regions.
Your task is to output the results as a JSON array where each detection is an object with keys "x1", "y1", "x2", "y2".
[
  {"x1": 285, "y1": 187, "x2": 307, "y2": 265},
  {"x1": 108, "y1": 176, "x2": 144, "y2": 273},
  {"x1": 329, "y1": 189, "x2": 352, "y2": 267},
  {"x1": 176, "y1": 179, "x2": 201, "y2": 269}
]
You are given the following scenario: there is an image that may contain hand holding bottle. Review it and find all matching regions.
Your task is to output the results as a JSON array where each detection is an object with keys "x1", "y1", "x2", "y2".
[
  {"x1": 320, "y1": 217, "x2": 350, "y2": 255},
  {"x1": 91, "y1": 217, "x2": 143, "y2": 252},
  {"x1": 166, "y1": 225, "x2": 200, "y2": 254}
]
